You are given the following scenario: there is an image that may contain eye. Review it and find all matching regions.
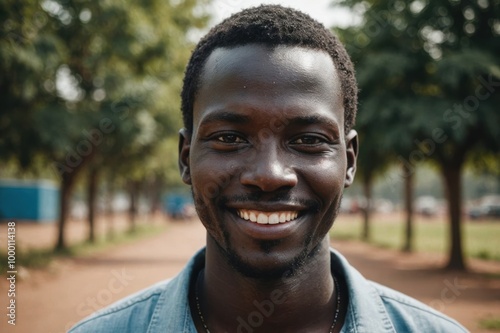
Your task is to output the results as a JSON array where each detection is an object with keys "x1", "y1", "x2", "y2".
[
  {"x1": 210, "y1": 133, "x2": 249, "y2": 152},
  {"x1": 291, "y1": 135, "x2": 325, "y2": 145},
  {"x1": 216, "y1": 134, "x2": 246, "y2": 144},
  {"x1": 289, "y1": 134, "x2": 335, "y2": 154}
]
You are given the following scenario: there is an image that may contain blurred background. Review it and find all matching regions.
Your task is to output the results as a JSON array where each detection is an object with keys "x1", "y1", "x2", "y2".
[{"x1": 0, "y1": 0, "x2": 499, "y2": 332}]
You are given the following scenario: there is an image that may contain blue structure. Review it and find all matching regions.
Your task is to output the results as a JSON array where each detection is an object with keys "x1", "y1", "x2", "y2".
[
  {"x1": 163, "y1": 193, "x2": 193, "y2": 219},
  {"x1": 0, "y1": 179, "x2": 59, "y2": 222}
]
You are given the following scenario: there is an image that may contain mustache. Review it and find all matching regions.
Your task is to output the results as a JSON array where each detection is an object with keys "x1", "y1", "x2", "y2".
[{"x1": 219, "y1": 192, "x2": 321, "y2": 212}]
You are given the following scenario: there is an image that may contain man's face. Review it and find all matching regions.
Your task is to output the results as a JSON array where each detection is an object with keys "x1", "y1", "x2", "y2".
[{"x1": 179, "y1": 44, "x2": 357, "y2": 277}]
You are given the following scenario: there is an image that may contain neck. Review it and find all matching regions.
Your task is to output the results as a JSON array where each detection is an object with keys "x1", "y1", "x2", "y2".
[{"x1": 197, "y1": 237, "x2": 338, "y2": 333}]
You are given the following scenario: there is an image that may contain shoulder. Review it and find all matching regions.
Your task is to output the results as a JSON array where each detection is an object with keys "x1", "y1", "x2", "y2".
[
  {"x1": 330, "y1": 248, "x2": 468, "y2": 332},
  {"x1": 68, "y1": 279, "x2": 172, "y2": 333},
  {"x1": 371, "y1": 282, "x2": 469, "y2": 333},
  {"x1": 69, "y1": 248, "x2": 205, "y2": 333}
]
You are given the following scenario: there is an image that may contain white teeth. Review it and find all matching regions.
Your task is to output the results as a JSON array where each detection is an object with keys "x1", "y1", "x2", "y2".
[
  {"x1": 237, "y1": 209, "x2": 300, "y2": 224},
  {"x1": 269, "y1": 213, "x2": 279, "y2": 224},
  {"x1": 279, "y1": 213, "x2": 286, "y2": 223},
  {"x1": 249, "y1": 211, "x2": 257, "y2": 222}
]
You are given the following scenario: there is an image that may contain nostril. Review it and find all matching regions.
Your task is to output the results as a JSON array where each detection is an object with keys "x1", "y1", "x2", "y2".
[
  {"x1": 240, "y1": 172, "x2": 298, "y2": 192},
  {"x1": 239, "y1": 148, "x2": 298, "y2": 191}
]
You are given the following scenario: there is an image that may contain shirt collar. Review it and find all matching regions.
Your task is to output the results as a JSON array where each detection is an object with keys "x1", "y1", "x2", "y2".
[
  {"x1": 331, "y1": 249, "x2": 396, "y2": 333},
  {"x1": 147, "y1": 247, "x2": 396, "y2": 333},
  {"x1": 147, "y1": 248, "x2": 205, "y2": 333}
]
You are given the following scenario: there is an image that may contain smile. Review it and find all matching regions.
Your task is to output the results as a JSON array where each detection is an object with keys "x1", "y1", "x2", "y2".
[{"x1": 236, "y1": 209, "x2": 299, "y2": 224}]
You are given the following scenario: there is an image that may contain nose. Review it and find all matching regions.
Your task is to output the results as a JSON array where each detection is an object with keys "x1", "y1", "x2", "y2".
[{"x1": 240, "y1": 145, "x2": 298, "y2": 192}]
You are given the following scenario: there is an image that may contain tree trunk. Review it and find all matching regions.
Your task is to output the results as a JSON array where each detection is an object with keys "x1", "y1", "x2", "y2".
[
  {"x1": 106, "y1": 180, "x2": 116, "y2": 239},
  {"x1": 55, "y1": 174, "x2": 75, "y2": 250},
  {"x1": 441, "y1": 162, "x2": 466, "y2": 270},
  {"x1": 362, "y1": 177, "x2": 372, "y2": 241},
  {"x1": 54, "y1": 136, "x2": 96, "y2": 250},
  {"x1": 128, "y1": 181, "x2": 139, "y2": 232},
  {"x1": 402, "y1": 164, "x2": 414, "y2": 252},
  {"x1": 87, "y1": 168, "x2": 98, "y2": 243},
  {"x1": 149, "y1": 177, "x2": 163, "y2": 216}
]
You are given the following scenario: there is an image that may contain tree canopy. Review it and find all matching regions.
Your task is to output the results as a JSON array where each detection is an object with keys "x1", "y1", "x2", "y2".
[
  {"x1": 1, "y1": 0, "x2": 210, "y2": 248},
  {"x1": 334, "y1": 0, "x2": 500, "y2": 269}
]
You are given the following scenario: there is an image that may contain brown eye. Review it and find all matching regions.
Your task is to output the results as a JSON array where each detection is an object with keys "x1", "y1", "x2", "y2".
[
  {"x1": 292, "y1": 136, "x2": 323, "y2": 145},
  {"x1": 217, "y1": 134, "x2": 246, "y2": 144}
]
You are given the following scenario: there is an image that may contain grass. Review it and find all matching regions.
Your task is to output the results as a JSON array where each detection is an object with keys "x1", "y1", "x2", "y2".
[
  {"x1": 0, "y1": 223, "x2": 166, "y2": 275},
  {"x1": 479, "y1": 317, "x2": 500, "y2": 330},
  {"x1": 331, "y1": 214, "x2": 500, "y2": 262}
]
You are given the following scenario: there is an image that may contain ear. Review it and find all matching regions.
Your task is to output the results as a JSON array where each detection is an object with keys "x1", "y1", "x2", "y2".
[
  {"x1": 344, "y1": 129, "x2": 358, "y2": 188},
  {"x1": 178, "y1": 128, "x2": 192, "y2": 185}
]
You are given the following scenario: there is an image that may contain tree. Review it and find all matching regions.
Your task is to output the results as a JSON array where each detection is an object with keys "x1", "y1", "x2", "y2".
[
  {"x1": 336, "y1": 26, "x2": 421, "y2": 246},
  {"x1": 334, "y1": 0, "x2": 500, "y2": 269},
  {"x1": 0, "y1": 0, "x2": 63, "y2": 166},
  {"x1": 1, "y1": 0, "x2": 210, "y2": 249},
  {"x1": 78, "y1": 0, "x2": 210, "y2": 236},
  {"x1": 355, "y1": 133, "x2": 392, "y2": 241},
  {"x1": 64, "y1": 0, "x2": 209, "y2": 240},
  {"x1": 86, "y1": 165, "x2": 98, "y2": 243}
]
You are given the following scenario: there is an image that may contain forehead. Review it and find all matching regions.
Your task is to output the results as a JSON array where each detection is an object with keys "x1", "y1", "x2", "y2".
[
  {"x1": 194, "y1": 44, "x2": 343, "y2": 129},
  {"x1": 198, "y1": 44, "x2": 341, "y2": 98}
]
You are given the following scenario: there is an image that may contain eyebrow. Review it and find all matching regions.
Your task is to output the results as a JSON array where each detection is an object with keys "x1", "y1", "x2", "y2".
[
  {"x1": 199, "y1": 111, "x2": 251, "y2": 126},
  {"x1": 288, "y1": 115, "x2": 340, "y2": 132},
  {"x1": 198, "y1": 111, "x2": 340, "y2": 133}
]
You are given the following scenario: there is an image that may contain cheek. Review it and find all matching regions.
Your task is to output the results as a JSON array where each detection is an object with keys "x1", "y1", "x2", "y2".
[
  {"x1": 304, "y1": 158, "x2": 346, "y2": 200},
  {"x1": 190, "y1": 153, "x2": 236, "y2": 202},
  {"x1": 306, "y1": 160, "x2": 346, "y2": 235}
]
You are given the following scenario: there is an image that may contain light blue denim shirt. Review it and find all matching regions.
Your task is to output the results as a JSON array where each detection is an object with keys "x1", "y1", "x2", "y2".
[{"x1": 69, "y1": 248, "x2": 468, "y2": 333}]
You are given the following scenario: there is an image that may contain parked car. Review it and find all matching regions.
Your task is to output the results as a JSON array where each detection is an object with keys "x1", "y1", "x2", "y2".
[
  {"x1": 414, "y1": 196, "x2": 439, "y2": 217},
  {"x1": 468, "y1": 204, "x2": 500, "y2": 220}
]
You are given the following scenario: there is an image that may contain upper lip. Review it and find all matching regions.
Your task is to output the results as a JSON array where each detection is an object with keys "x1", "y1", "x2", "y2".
[{"x1": 225, "y1": 202, "x2": 307, "y2": 212}]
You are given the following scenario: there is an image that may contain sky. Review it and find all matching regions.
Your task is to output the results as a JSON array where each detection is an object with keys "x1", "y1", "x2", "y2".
[{"x1": 209, "y1": 0, "x2": 358, "y2": 29}]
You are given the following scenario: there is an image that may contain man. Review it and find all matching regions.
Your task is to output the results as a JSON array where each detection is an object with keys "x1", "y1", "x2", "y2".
[{"x1": 70, "y1": 5, "x2": 468, "y2": 333}]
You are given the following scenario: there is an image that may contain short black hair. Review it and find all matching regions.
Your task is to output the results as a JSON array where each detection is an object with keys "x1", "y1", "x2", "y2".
[{"x1": 181, "y1": 5, "x2": 357, "y2": 134}]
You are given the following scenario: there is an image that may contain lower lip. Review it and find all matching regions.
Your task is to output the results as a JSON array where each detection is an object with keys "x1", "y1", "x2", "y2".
[{"x1": 231, "y1": 211, "x2": 303, "y2": 240}]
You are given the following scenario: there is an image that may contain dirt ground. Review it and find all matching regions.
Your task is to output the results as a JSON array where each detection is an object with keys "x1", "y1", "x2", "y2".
[{"x1": 0, "y1": 215, "x2": 499, "y2": 333}]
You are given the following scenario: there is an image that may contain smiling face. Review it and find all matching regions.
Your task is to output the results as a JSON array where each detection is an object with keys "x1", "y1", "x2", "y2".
[{"x1": 179, "y1": 44, "x2": 357, "y2": 278}]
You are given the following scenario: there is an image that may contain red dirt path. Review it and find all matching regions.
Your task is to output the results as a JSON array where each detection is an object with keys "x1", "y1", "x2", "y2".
[{"x1": 0, "y1": 216, "x2": 499, "y2": 333}]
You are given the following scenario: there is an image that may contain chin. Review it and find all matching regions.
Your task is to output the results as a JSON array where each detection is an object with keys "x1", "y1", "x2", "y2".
[{"x1": 218, "y1": 235, "x2": 323, "y2": 280}]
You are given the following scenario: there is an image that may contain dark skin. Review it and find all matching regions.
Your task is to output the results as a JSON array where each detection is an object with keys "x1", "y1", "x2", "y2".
[{"x1": 179, "y1": 44, "x2": 358, "y2": 333}]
